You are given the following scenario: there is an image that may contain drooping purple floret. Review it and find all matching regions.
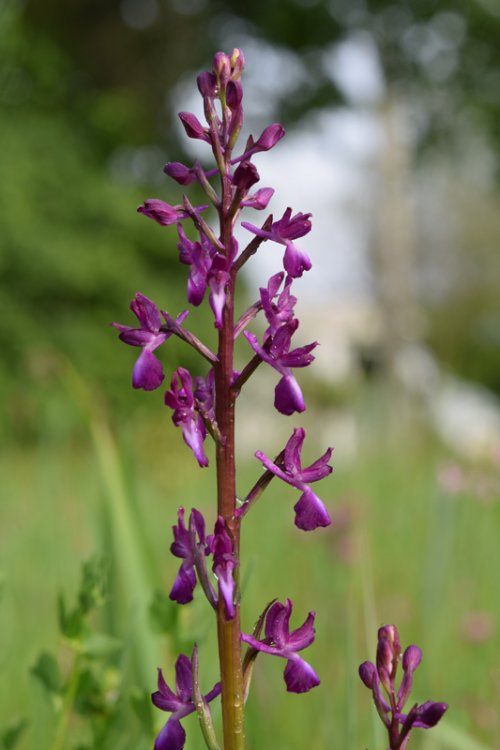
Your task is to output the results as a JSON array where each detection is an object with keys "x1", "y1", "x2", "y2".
[
  {"x1": 242, "y1": 207, "x2": 312, "y2": 278},
  {"x1": 211, "y1": 517, "x2": 236, "y2": 620},
  {"x1": 169, "y1": 507, "x2": 210, "y2": 605},
  {"x1": 255, "y1": 428, "x2": 332, "y2": 531},
  {"x1": 241, "y1": 599, "x2": 320, "y2": 693},
  {"x1": 359, "y1": 625, "x2": 448, "y2": 750},
  {"x1": 164, "y1": 367, "x2": 209, "y2": 467},
  {"x1": 244, "y1": 321, "x2": 317, "y2": 416},
  {"x1": 152, "y1": 653, "x2": 220, "y2": 750},
  {"x1": 240, "y1": 186, "x2": 274, "y2": 210},
  {"x1": 112, "y1": 294, "x2": 188, "y2": 391}
]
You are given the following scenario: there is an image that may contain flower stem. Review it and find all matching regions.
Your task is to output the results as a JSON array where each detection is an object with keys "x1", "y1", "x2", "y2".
[{"x1": 214, "y1": 160, "x2": 246, "y2": 748}]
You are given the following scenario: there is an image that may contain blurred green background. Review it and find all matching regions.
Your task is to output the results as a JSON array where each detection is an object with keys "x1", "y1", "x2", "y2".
[{"x1": 1, "y1": 0, "x2": 499, "y2": 748}]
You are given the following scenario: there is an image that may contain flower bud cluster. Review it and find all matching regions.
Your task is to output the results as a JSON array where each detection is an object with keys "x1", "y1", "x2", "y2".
[{"x1": 359, "y1": 625, "x2": 448, "y2": 750}]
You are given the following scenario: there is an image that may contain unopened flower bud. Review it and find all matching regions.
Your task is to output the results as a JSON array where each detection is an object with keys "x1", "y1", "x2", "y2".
[
  {"x1": 197, "y1": 71, "x2": 217, "y2": 98},
  {"x1": 233, "y1": 162, "x2": 259, "y2": 191},
  {"x1": 213, "y1": 51, "x2": 231, "y2": 85},
  {"x1": 230, "y1": 47, "x2": 245, "y2": 79},
  {"x1": 178, "y1": 112, "x2": 210, "y2": 142},
  {"x1": 359, "y1": 661, "x2": 377, "y2": 689},
  {"x1": 402, "y1": 645, "x2": 422, "y2": 674},
  {"x1": 163, "y1": 161, "x2": 197, "y2": 185}
]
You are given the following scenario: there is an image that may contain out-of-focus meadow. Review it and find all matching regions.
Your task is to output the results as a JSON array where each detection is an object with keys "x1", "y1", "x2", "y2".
[{"x1": 1, "y1": 1, "x2": 500, "y2": 749}]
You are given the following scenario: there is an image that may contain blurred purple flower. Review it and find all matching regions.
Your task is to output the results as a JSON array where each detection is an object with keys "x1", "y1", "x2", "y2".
[
  {"x1": 255, "y1": 427, "x2": 332, "y2": 531},
  {"x1": 245, "y1": 323, "x2": 317, "y2": 415},
  {"x1": 176, "y1": 224, "x2": 214, "y2": 306},
  {"x1": 112, "y1": 294, "x2": 187, "y2": 391},
  {"x1": 152, "y1": 654, "x2": 220, "y2": 750},
  {"x1": 164, "y1": 367, "x2": 208, "y2": 467},
  {"x1": 359, "y1": 625, "x2": 448, "y2": 749},
  {"x1": 241, "y1": 599, "x2": 319, "y2": 693},
  {"x1": 242, "y1": 207, "x2": 312, "y2": 277},
  {"x1": 178, "y1": 111, "x2": 210, "y2": 142}
]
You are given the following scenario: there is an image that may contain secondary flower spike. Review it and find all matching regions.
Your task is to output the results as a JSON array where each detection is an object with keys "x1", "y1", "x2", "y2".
[
  {"x1": 359, "y1": 625, "x2": 448, "y2": 750},
  {"x1": 152, "y1": 653, "x2": 221, "y2": 750},
  {"x1": 255, "y1": 427, "x2": 332, "y2": 531},
  {"x1": 112, "y1": 294, "x2": 188, "y2": 391},
  {"x1": 241, "y1": 599, "x2": 320, "y2": 693}
]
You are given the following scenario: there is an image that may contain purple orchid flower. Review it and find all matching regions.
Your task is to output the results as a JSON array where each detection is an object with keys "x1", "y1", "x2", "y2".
[
  {"x1": 260, "y1": 272, "x2": 297, "y2": 336},
  {"x1": 244, "y1": 322, "x2": 317, "y2": 415},
  {"x1": 112, "y1": 294, "x2": 188, "y2": 391},
  {"x1": 164, "y1": 367, "x2": 208, "y2": 467},
  {"x1": 255, "y1": 428, "x2": 332, "y2": 531},
  {"x1": 169, "y1": 507, "x2": 211, "y2": 605},
  {"x1": 211, "y1": 517, "x2": 236, "y2": 620},
  {"x1": 241, "y1": 598, "x2": 320, "y2": 693},
  {"x1": 359, "y1": 625, "x2": 448, "y2": 750},
  {"x1": 137, "y1": 199, "x2": 202, "y2": 226},
  {"x1": 176, "y1": 224, "x2": 214, "y2": 307},
  {"x1": 242, "y1": 207, "x2": 312, "y2": 278},
  {"x1": 152, "y1": 653, "x2": 221, "y2": 750}
]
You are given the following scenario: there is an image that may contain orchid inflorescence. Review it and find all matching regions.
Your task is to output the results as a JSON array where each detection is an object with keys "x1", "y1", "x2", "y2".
[{"x1": 113, "y1": 48, "x2": 447, "y2": 750}]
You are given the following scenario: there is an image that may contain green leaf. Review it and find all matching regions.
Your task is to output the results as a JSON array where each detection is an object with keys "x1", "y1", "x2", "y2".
[
  {"x1": 58, "y1": 592, "x2": 85, "y2": 640},
  {"x1": 78, "y1": 557, "x2": 107, "y2": 614},
  {"x1": 31, "y1": 651, "x2": 61, "y2": 694}
]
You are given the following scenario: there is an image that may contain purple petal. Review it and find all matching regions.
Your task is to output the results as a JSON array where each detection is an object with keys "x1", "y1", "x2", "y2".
[
  {"x1": 266, "y1": 599, "x2": 291, "y2": 648},
  {"x1": 402, "y1": 645, "x2": 422, "y2": 673},
  {"x1": 132, "y1": 349, "x2": 165, "y2": 391},
  {"x1": 175, "y1": 654, "x2": 194, "y2": 703},
  {"x1": 253, "y1": 123, "x2": 285, "y2": 152},
  {"x1": 182, "y1": 417, "x2": 208, "y2": 468},
  {"x1": 274, "y1": 374, "x2": 306, "y2": 415},
  {"x1": 164, "y1": 162, "x2": 197, "y2": 185},
  {"x1": 280, "y1": 341, "x2": 317, "y2": 368},
  {"x1": 299, "y1": 447, "x2": 334, "y2": 483},
  {"x1": 178, "y1": 112, "x2": 209, "y2": 142},
  {"x1": 359, "y1": 661, "x2": 377, "y2": 689},
  {"x1": 138, "y1": 200, "x2": 183, "y2": 226},
  {"x1": 169, "y1": 565, "x2": 197, "y2": 605},
  {"x1": 152, "y1": 668, "x2": 181, "y2": 712},
  {"x1": 154, "y1": 718, "x2": 186, "y2": 750},
  {"x1": 293, "y1": 488, "x2": 331, "y2": 531},
  {"x1": 254, "y1": 450, "x2": 297, "y2": 489},
  {"x1": 241, "y1": 220, "x2": 272, "y2": 241},
  {"x1": 413, "y1": 701, "x2": 448, "y2": 729},
  {"x1": 287, "y1": 610, "x2": 316, "y2": 651},
  {"x1": 131, "y1": 293, "x2": 162, "y2": 331},
  {"x1": 241, "y1": 187, "x2": 274, "y2": 210},
  {"x1": 233, "y1": 161, "x2": 260, "y2": 190},
  {"x1": 116, "y1": 328, "x2": 155, "y2": 347},
  {"x1": 283, "y1": 241, "x2": 312, "y2": 278},
  {"x1": 283, "y1": 427, "x2": 305, "y2": 473},
  {"x1": 283, "y1": 655, "x2": 320, "y2": 693}
]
